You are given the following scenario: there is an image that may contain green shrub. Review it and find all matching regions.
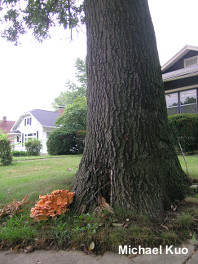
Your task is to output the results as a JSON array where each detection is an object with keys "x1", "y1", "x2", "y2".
[
  {"x1": 168, "y1": 113, "x2": 198, "y2": 153},
  {"x1": 12, "y1": 150, "x2": 27, "y2": 157},
  {"x1": 47, "y1": 128, "x2": 76, "y2": 155},
  {"x1": 76, "y1": 130, "x2": 86, "y2": 154},
  {"x1": 0, "y1": 133, "x2": 13, "y2": 165},
  {"x1": 25, "y1": 139, "x2": 42, "y2": 156}
]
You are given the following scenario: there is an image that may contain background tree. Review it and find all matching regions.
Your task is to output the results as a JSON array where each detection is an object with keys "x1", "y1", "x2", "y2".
[
  {"x1": 182, "y1": 97, "x2": 196, "y2": 105},
  {"x1": 0, "y1": 0, "x2": 190, "y2": 221},
  {"x1": 74, "y1": 57, "x2": 87, "y2": 89},
  {"x1": 56, "y1": 96, "x2": 87, "y2": 133},
  {"x1": 51, "y1": 57, "x2": 87, "y2": 153},
  {"x1": 52, "y1": 57, "x2": 87, "y2": 110}
]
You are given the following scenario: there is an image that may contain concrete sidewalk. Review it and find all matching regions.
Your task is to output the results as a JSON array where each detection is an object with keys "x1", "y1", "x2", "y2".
[{"x1": 0, "y1": 243, "x2": 198, "y2": 264}]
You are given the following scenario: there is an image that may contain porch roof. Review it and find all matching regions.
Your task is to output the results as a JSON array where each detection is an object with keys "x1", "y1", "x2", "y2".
[
  {"x1": 162, "y1": 64, "x2": 198, "y2": 82},
  {"x1": 10, "y1": 130, "x2": 21, "y2": 134}
]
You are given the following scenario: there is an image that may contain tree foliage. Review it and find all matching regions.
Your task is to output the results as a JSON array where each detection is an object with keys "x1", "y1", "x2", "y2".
[
  {"x1": 0, "y1": 0, "x2": 84, "y2": 44},
  {"x1": 52, "y1": 57, "x2": 87, "y2": 110},
  {"x1": 53, "y1": 57, "x2": 87, "y2": 140},
  {"x1": 51, "y1": 56, "x2": 87, "y2": 153},
  {"x1": 56, "y1": 96, "x2": 87, "y2": 132},
  {"x1": 74, "y1": 57, "x2": 87, "y2": 88}
]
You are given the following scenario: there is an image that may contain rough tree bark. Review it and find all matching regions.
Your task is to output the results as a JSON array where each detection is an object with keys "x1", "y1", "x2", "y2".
[{"x1": 72, "y1": 0, "x2": 190, "y2": 220}]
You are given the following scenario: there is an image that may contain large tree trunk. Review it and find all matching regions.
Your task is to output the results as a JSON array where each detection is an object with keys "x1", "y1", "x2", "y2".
[{"x1": 72, "y1": 0, "x2": 190, "y2": 221}]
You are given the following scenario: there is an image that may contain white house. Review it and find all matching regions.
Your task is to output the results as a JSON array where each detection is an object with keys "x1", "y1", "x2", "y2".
[{"x1": 10, "y1": 108, "x2": 64, "y2": 154}]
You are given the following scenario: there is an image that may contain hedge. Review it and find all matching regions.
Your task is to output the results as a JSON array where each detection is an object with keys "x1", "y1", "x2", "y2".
[
  {"x1": 168, "y1": 113, "x2": 198, "y2": 153},
  {"x1": 12, "y1": 151, "x2": 27, "y2": 157},
  {"x1": 0, "y1": 133, "x2": 12, "y2": 165},
  {"x1": 47, "y1": 129, "x2": 77, "y2": 155},
  {"x1": 47, "y1": 128, "x2": 86, "y2": 155}
]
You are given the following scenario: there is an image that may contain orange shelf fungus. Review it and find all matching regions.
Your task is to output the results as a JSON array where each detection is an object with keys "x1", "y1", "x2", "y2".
[{"x1": 30, "y1": 190, "x2": 75, "y2": 221}]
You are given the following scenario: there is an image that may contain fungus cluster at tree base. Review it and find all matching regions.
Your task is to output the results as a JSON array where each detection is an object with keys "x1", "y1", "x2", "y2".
[{"x1": 30, "y1": 189, "x2": 75, "y2": 221}]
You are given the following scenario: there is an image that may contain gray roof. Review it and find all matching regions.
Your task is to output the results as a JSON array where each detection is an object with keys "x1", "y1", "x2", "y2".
[
  {"x1": 30, "y1": 109, "x2": 58, "y2": 127},
  {"x1": 161, "y1": 45, "x2": 198, "y2": 72},
  {"x1": 162, "y1": 64, "x2": 198, "y2": 82}
]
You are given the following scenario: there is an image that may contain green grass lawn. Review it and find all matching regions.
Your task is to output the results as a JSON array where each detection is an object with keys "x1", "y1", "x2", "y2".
[
  {"x1": 178, "y1": 155, "x2": 198, "y2": 179},
  {"x1": 0, "y1": 154, "x2": 197, "y2": 207},
  {"x1": 1, "y1": 154, "x2": 198, "y2": 253},
  {"x1": 0, "y1": 155, "x2": 81, "y2": 206}
]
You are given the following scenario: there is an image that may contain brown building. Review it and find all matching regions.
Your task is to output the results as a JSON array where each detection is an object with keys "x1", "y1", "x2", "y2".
[{"x1": 0, "y1": 116, "x2": 15, "y2": 139}]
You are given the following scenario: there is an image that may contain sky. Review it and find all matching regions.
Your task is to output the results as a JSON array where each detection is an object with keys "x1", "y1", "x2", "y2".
[{"x1": 1, "y1": 0, "x2": 198, "y2": 121}]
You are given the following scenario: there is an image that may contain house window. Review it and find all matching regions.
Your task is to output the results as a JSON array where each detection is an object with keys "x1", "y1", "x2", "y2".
[
  {"x1": 17, "y1": 136, "x2": 20, "y2": 143},
  {"x1": 166, "y1": 89, "x2": 197, "y2": 115},
  {"x1": 180, "y1": 89, "x2": 197, "y2": 113},
  {"x1": 24, "y1": 117, "x2": 32, "y2": 126},
  {"x1": 165, "y1": 92, "x2": 179, "y2": 115},
  {"x1": 184, "y1": 56, "x2": 198, "y2": 68},
  {"x1": 24, "y1": 132, "x2": 37, "y2": 142}
]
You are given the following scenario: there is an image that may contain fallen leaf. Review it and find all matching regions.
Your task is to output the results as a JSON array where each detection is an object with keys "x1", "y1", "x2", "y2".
[
  {"x1": 161, "y1": 224, "x2": 169, "y2": 231},
  {"x1": 112, "y1": 223, "x2": 124, "y2": 227},
  {"x1": 24, "y1": 245, "x2": 34, "y2": 253},
  {"x1": 14, "y1": 244, "x2": 22, "y2": 252},
  {"x1": 101, "y1": 213, "x2": 106, "y2": 218},
  {"x1": 88, "y1": 241, "x2": 95, "y2": 251},
  {"x1": 171, "y1": 204, "x2": 177, "y2": 211}
]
